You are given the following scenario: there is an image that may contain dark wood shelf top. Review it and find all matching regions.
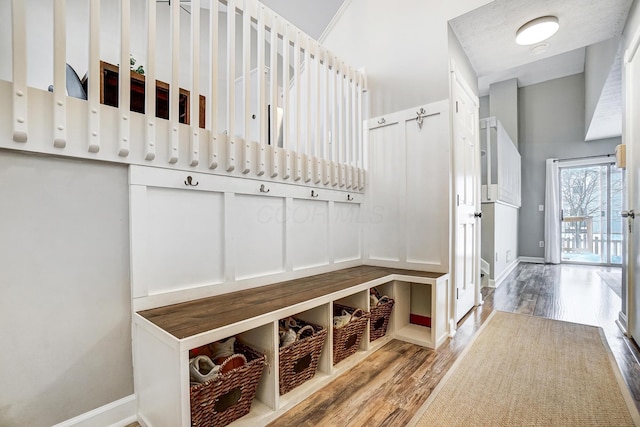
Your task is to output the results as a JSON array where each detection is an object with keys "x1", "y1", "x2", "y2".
[{"x1": 137, "y1": 265, "x2": 445, "y2": 340}]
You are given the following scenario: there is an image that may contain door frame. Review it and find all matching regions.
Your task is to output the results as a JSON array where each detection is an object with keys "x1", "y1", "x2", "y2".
[{"x1": 449, "y1": 60, "x2": 482, "y2": 331}]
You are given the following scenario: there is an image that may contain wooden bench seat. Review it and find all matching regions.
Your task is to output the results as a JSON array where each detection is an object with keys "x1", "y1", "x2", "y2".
[{"x1": 138, "y1": 265, "x2": 444, "y2": 339}]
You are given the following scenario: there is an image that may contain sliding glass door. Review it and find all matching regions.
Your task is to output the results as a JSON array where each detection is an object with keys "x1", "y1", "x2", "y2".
[{"x1": 560, "y1": 162, "x2": 622, "y2": 265}]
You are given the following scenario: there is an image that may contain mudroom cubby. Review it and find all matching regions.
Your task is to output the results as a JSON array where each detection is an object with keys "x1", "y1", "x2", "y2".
[
  {"x1": 393, "y1": 279, "x2": 450, "y2": 348},
  {"x1": 134, "y1": 266, "x2": 450, "y2": 426},
  {"x1": 277, "y1": 304, "x2": 331, "y2": 408}
]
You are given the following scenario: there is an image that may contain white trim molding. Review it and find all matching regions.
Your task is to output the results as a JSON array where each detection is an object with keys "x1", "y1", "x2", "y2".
[
  {"x1": 488, "y1": 258, "x2": 520, "y2": 288},
  {"x1": 519, "y1": 256, "x2": 545, "y2": 264},
  {"x1": 318, "y1": 0, "x2": 353, "y2": 43},
  {"x1": 51, "y1": 395, "x2": 137, "y2": 427}
]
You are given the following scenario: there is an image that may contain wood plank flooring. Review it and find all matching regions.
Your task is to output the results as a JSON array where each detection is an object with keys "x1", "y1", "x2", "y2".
[{"x1": 270, "y1": 263, "x2": 640, "y2": 426}]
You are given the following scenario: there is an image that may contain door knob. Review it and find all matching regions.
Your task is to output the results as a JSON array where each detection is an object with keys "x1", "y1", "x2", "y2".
[
  {"x1": 474, "y1": 212, "x2": 482, "y2": 218},
  {"x1": 622, "y1": 210, "x2": 635, "y2": 219}
]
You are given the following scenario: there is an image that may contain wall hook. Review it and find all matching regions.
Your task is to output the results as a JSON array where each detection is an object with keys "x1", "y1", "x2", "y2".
[
  {"x1": 184, "y1": 176, "x2": 199, "y2": 186},
  {"x1": 416, "y1": 107, "x2": 426, "y2": 129},
  {"x1": 259, "y1": 184, "x2": 270, "y2": 193},
  {"x1": 377, "y1": 118, "x2": 386, "y2": 125},
  {"x1": 347, "y1": 194, "x2": 354, "y2": 201},
  {"x1": 311, "y1": 190, "x2": 319, "y2": 198}
]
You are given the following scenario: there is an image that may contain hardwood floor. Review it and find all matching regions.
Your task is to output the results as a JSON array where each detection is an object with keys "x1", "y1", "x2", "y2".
[{"x1": 270, "y1": 263, "x2": 640, "y2": 426}]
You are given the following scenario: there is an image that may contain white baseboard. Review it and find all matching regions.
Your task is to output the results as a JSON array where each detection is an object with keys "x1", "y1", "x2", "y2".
[
  {"x1": 489, "y1": 258, "x2": 520, "y2": 288},
  {"x1": 52, "y1": 395, "x2": 137, "y2": 427},
  {"x1": 519, "y1": 256, "x2": 544, "y2": 264}
]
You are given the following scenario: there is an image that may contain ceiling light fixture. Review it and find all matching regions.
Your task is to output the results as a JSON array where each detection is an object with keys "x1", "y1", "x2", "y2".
[{"x1": 516, "y1": 16, "x2": 559, "y2": 46}]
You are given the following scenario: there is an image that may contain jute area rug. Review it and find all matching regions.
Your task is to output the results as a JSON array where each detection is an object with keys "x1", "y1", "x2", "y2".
[{"x1": 408, "y1": 311, "x2": 640, "y2": 427}]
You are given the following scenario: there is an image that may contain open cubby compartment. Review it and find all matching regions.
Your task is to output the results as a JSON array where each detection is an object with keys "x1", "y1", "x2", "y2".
[
  {"x1": 185, "y1": 322, "x2": 277, "y2": 427},
  {"x1": 277, "y1": 304, "x2": 332, "y2": 409},
  {"x1": 394, "y1": 281, "x2": 434, "y2": 348},
  {"x1": 332, "y1": 291, "x2": 370, "y2": 368},
  {"x1": 368, "y1": 281, "x2": 396, "y2": 348}
]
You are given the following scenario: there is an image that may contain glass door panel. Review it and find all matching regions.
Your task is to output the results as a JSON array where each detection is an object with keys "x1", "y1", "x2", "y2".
[
  {"x1": 560, "y1": 165, "x2": 607, "y2": 264},
  {"x1": 560, "y1": 163, "x2": 622, "y2": 265}
]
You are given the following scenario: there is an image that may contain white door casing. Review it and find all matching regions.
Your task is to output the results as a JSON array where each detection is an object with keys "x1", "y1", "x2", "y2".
[{"x1": 451, "y1": 66, "x2": 481, "y2": 324}]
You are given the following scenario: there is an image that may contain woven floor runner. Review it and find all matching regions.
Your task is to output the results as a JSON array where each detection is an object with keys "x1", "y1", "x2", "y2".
[{"x1": 409, "y1": 311, "x2": 640, "y2": 427}]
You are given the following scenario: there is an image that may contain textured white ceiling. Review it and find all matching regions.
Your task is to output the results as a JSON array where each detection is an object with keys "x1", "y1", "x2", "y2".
[{"x1": 450, "y1": 0, "x2": 633, "y2": 95}]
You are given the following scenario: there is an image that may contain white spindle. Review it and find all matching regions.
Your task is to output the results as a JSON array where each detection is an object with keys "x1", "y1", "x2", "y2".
[
  {"x1": 356, "y1": 71, "x2": 363, "y2": 190},
  {"x1": 189, "y1": 0, "x2": 201, "y2": 166},
  {"x1": 168, "y1": 0, "x2": 180, "y2": 163},
  {"x1": 11, "y1": 0, "x2": 28, "y2": 143},
  {"x1": 144, "y1": 0, "x2": 156, "y2": 160},
  {"x1": 331, "y1": 55, "x2": 339, "y2": 186},
  {"x1": 345, "y1": 68, "x2": 352, "y2": 189},
  {"x1": 241, "y1": 0, "x2": 251, "y2": 174},
  {"x1": 226, "y1": 0, "x2": 236, "y2": 171},
  {"x1": 87, "y1": 0, "x2": 100, "y2": 153},
  {"x1": 304, "y1": 37, "x2": 312, "y2": 183},
  {"x1": 293, "y1": 30, "x2": 302, "y2": 181},
  {"x1": 53, "y1": 0, "x2": 67, "y2": 149},
  {"x1": 314, "y1": 46, "x2": 322, "y2": 184},
  {"x1": 282, "y1": 24, "x2": 291, "y2": 179},
  {"x1": 338, "y1": 63, "x2": 346, "y2": 188},
  {"x1": 208, "y1": 0, "x2": 219, "y2": 169},
  {"x1": 322, "y1": 49, "x2": 331, "y2": 185},
  {"x1": 359, "y1": 72, "x2": 366, "y2": 190},
  {"x1": 256, "y1": 4, "x2": 266, "y2": 176},
  {"x1": 269, "y1": 14, "x2": 279, "y2": 178},
  {"x1": 119, "y1": 0, "x2": 131, "y2": 157},
  {"x1": 351, "y1": 68, "x2": 357, "y2": 167}
]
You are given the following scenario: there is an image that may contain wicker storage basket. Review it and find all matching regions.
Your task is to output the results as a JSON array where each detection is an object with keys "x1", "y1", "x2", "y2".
[
  {"x1": 190, "y1": 341, "x2": 266, "y2": 427},
  {"x1": 332, "y1": 303, "x2": 370, "y2": 365},
  {"x1": 369, "y1": 298, "x2": 395, "y2": 342},
  {"x1": 279, "y1": 318, "x2": 327, "y2": 395}
]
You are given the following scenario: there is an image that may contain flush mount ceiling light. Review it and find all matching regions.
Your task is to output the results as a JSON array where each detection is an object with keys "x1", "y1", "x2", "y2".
[{"x1": 516, "y1": 16, "x2": 560, "y2": 46}]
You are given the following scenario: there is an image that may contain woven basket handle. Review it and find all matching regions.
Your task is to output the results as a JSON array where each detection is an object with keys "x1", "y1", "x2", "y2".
[
  {"x1": 296, "y1": 325, "x2": 315, "y2": 339},
  {"x1": 218, "y1": 353, "x2": 248, "y2": 372},
  {"x1": 349, "y1": 308, "x2": 364, "y2": 322},
  {"x1": 377, "y1": 295, "x2": 390, "y2": 306}
]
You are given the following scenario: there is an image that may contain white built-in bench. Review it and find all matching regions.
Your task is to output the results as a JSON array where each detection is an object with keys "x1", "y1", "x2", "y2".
[{"x1": 133, "y1": 265, "x2": 449, "y2": 426}]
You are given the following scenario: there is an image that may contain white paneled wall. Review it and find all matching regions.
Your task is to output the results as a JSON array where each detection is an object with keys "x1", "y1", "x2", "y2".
[
  {"x1": 129, "y1": 166, "x2": 363, "y2": 311},
  {"x1": 365, "y1": 100, "x2": 450, "y2": 273}
]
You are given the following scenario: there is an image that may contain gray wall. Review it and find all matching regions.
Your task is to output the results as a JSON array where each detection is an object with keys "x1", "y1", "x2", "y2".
[
  {"x1": 489, "y1": 78, "x2": 518, "y2": 147},
  {"x1": 518, "y1": 73, "x2": 621, "y2": 258},
  {"x1": 0, "y1": 151, "x2": 133, "y2": 426},
  {"x1": 480, "y1": 95, "x2": 490, "y2": 119}
]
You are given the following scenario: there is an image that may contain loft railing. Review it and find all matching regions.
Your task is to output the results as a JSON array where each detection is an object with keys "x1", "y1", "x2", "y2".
[{"x1": 4, "y1": 0, "x2": 366, "y2": 190}]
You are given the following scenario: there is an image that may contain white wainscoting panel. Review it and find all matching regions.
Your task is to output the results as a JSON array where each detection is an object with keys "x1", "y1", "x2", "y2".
[
  {"x1": 290, "y1": 199, "x2": 329, "y2": 270},
  {"x1": 332, "y1": 201, "x2": 361, "y2": 262},
  {"x1": 367, "y1": 121, "x2": 402, "y2": 261},
  {"x1": 129, "y1": 166, "x2": 364, "y2": 309},
  {"x1": 405, "y1": 112, "x2": 448, "y2": 266},
  {"x1": 142, "y1": 187, "x2": 225, "y2": 295},
  {"x1": 234, "y1": 194, "x2": 285, "y2": 280}
]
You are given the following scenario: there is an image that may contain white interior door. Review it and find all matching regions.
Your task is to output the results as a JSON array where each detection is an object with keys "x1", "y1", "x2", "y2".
[
  {"x1": 452, "y1": 71, "x2": 481, "y2": 323},
  {"x1": 625, "y1": 38, "x2": 640, "y2": 342}
]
